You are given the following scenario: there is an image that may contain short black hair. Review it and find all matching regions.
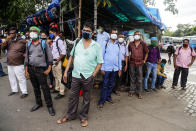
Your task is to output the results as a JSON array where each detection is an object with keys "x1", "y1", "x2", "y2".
[
  {"x1": 161, "y1": 59, "x2": 167, "y2": 64},
  {"x1": 83, "y1": 21, "x2": 94, "y2": 31},
  {"x1": 110, "y1": 27, "x2": 118, "y2": 33},
  {"x1": 183, "y1": 39, "x2": 189, "y2": 43},
  {"x1": 98, "y1": 24, "x2": 105, "y2": 29},
  {"x1": 49, "y1": 27, "x2": 59, "y2": 33},
  {"x1": 8, "y1": 27, "x2": 18, "y2": 34}
]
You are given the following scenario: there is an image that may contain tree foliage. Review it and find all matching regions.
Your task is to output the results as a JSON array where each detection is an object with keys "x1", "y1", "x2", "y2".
[
  {"x1": 143, "y1": 0, "x2": 178, "y2": 15},
  {"x1": 0, "y1": 0, "x2": 50, "y2": 26},
  {"x1": 163, "y1": 24, "x2": 196, "y2": 37}
]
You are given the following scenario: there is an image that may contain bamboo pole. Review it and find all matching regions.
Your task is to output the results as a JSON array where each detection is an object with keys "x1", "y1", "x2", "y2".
[
  {"x1": 94, "y1": 0, "x2": 97, "y2": 33},
  {"x1": 78, "y1": 0, "x2": 82, "y2": 38}
]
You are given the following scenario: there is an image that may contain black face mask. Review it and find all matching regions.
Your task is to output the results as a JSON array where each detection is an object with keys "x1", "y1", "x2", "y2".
[
  {"x1": 183, "y1": 44, "x2": 188, "y2": 48},
  {"x1": 82, "y1": 31, "x2": 92, "y2": 40}
]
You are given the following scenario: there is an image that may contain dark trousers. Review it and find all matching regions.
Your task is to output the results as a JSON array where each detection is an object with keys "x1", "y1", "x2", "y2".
[
  {"x1": 0, "y1": 62, "x2": 6, "y2": 76},
  {"x1": 129, "y1": 65, "x2": 143, "y2": 94},
  {"x1": 172, "y1": 66, "x2": 189, "y2": 88},
  {"x1": 157, "y1": 75, "x2": 166, "y2": 86},
  {"x1": 99, "y1": 71, "x2": 117, "y2": 105},
  {"x1": 66, "y1": 76, "x2": 94, "y2": 120},
  {"x1": 113, "y1": 61, "x2": 126, "y2": 92},
  {"x1": 28, "y1": 66, "x2": 53, "y2": 107},
  {"x1": 49, "y1": 70, "x2": 54, "y2": 86}
]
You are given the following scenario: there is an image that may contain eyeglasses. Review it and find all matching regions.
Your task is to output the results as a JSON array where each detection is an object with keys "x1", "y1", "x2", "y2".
[{"x1": 82, "y1": 30, "x2": 92, "y2": 33}]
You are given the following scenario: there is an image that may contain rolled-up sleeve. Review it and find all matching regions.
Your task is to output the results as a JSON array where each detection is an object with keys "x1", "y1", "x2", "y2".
[{"x1": 46, "y1": 44, "x2": 53, "y2": 65}]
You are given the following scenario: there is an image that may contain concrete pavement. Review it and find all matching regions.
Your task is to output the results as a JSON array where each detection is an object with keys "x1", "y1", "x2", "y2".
[{"x1": 0, "y1": 54, "x2": 196, "y2": 131}]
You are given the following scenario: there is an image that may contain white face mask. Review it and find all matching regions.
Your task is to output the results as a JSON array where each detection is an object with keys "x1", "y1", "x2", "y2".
[
  {"x1": 129, "y1": 36, "x2": 134, "y2": 42},
  {"x1": 118, "y1": 38, "x2": 124, "y2": 43},
  {"x1": 30, "y1": 32, "x2": 38, "y2": 40},
  {"x1": 134, "y1": 35, "x2": 140, "y2": 40},
  {"x1": 111, "y1": 34, "x2": 117, "y2": 40}
]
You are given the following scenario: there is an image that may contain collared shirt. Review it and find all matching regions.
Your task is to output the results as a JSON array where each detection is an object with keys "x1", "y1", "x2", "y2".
[
  {"x1": 119, "y1": 42, "x2": 129, "y2": 61},
  {"x1": 147, "y1": 46, "x2": 161, "y2": 63},
  {"x1": 25, "y1": 40, "x2": 53, "y2": 67},
  {"x1": 175, "y1": 46, "x2": 196, "y2": 68},
  {"x1": 101, "y1": 40, "x2": 122, "y2": 71},
  {"x1": 128, "y1": 41, "x2": 149, "y2": 66},
  {"x1": 70, "y1": 39, "x2": 103, "y2": 79},
  {"x1": 97, "y1": 31, "x2": 110, "y2": 51},
  {"x1": 51, "y1": 36, "x2": 66, "y2": 60},
  {"x1": 2, "y1": 38, "x2": 26, "y2": 66}
]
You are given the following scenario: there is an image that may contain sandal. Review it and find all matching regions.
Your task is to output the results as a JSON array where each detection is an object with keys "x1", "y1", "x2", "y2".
[
  {"x1": 81, "y1": 120, "x2": 88, "y2": 127},
  {"x1": 128, "y1": 93, "x2": 133, "y2": 97},
  {"x1": 57, "y1": 116, "x2": 69, "y2": 124},
  {"x1": 138, "y1": 94, "x2": 142, "y2": 99}
]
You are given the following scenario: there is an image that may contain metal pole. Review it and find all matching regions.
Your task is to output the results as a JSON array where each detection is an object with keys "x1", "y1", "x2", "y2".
[
  {"x1": 78, "y1": 0, "x2": 82, "y2": 38},
  {"x1": 94, "y1": 0, "x2": 97, "y2": 33}
]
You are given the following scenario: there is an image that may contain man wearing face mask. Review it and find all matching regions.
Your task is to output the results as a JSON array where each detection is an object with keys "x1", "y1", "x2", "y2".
[
  {"x1": 97, "y1": 24, "x2": 110, "y2": 51},
  {"x1": 128, "y1": 31, "x2": 149, "y2": 99},
  {"x1": 25, "y1": 26, "x2": 55, "y2": 116},
  {"x1": 144, "y1": 37, "x2": 161, "y2": 92},
  {"x1": 98, "y1": 28, "x2": 122, "y2": 108},
  {"x1": 57, "y1": 22, "x2": 103, "y2": 127},
  {"x1": 172, "y1": 39, "x2": 196, "y2": 90},
  {"x1": 1, "y1": 27, "x2": 28, "y2": 98},
  {"x1": 113, "y1": 33, "x2": 129, "y2": 95},
  {"x1": 49, "y1": 28, "x2": 66, "y2": 99},
  {"x1": 157, "y1": 59, "x2": 167, "y2": 89}
]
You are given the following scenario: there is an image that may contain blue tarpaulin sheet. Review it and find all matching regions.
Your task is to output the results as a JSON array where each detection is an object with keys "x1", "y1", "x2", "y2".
[{"x1": 108, "y1": 0, "x2": 166, "y2": 30}]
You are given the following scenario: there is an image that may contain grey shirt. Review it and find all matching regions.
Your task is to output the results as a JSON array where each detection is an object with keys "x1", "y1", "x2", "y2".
[{"x1": 25, "y1": 40, "x2": 53, "y2": 67}]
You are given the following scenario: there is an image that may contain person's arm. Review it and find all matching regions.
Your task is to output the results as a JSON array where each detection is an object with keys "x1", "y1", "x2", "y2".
[
  {"x1": 188, "y1": 56, "x2": 195, "y2": 67},
  {"x1": 157, "y1": 48, "x2": 161, "y2": 63},
  {"x1": 92, "y1": 64, "x2": 102, "y2": 77},
  {"x1": 56, "y1": 40, "x2": 66, "y2": 66},
  {"x1": 144, "y1": 43, "x2": 149, "y2": 63},
  {"x1": 118, "y1": 48, "x2": 122, "y2": 77},
  {"x1": 173, "y1": 48, "x2": 179, "y2": 68},
  {"x1": 124, "y1": 46, "x2": 129, "y2": 72},
  {"x1": 157, "y1": 65, "x2": 166, "y2": 77},
  {"x1": 43, "y1": 44, "x2": 53, "y2": 75}
]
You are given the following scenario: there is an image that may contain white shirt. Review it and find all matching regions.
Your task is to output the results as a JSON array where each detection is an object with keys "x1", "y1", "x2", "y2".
[{"x1": 51, "y1": 36, "x2": 66, "y2": 60}]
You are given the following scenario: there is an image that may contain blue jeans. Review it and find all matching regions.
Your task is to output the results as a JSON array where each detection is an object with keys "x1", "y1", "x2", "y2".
[
  {"x1": 144, "y1": 62, "x2": 157, "y2": 89},
  {"x1": 157, "y1": 75, "x2": 166, "y2": 86},
  {"x1": 0, "y1": 62, "x2": 6, "y2": 76},
  {"x1": 99, "y1": 71, "x2": 117, "y2": 105}
]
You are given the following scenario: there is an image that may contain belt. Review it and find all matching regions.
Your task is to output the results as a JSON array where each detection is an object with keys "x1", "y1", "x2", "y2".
[
  {"x1": 53, "y1": 59, "x2": 58, "y2": 61},
  {"x1": 28, "y1": 65, "x2": 46, "y2": 69}
]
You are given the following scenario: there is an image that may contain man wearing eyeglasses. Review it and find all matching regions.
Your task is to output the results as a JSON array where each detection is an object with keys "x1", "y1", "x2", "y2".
[
  {"x1": 57, "y1": 22, "x2": 103, "y2": 127},
  {"x1": 1, "y1": 27, "x2": 28, "y2": 98}
]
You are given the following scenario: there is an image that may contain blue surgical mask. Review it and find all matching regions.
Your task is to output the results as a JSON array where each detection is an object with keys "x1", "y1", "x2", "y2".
[
  {"x1": 49, "y1": 33, "x2": 55, "y2": 39},
  {"x1": 82, "y1": 31, "x2": 92, "y2": 40}
]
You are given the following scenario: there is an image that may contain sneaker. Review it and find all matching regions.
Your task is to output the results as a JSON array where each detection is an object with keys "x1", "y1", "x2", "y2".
[
  {"x1": 161, "y1": 86, "x2": 166, "y2": 89},
  {"x1": 151, "y1": 88, "x2": 157, "y2": 92},
  {"x1": 51, "y1": 90, "x2": 59, "y2": 93},
  {"x1": 21, "y1": 94, "x2": 28, "y2": 99},
  {"x1": 54, "y1": 94, "x2": 65, "y2": 99},
  {"x1": 181, "y1": 87, "x2": 187, "y2": 91},
  {"x1": 171, "y1": 86, "x2": 176, "y2": 89},
  {"x1": 144, "y1": 89, "x2": 150, "y2": 92}
]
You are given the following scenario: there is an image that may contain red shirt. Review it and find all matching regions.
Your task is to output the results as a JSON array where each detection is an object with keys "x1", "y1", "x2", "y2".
[{"x1": 128, "y1": 41, "x2": 149, "y2": 66}]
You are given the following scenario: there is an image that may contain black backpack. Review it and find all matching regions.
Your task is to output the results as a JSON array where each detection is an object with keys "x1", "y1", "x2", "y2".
[{"x1": 167, "y1": 45, "x2": 175, "y2": 54}]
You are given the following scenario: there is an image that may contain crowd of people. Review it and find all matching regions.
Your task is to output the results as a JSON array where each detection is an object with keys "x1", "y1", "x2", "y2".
[{"x1": 0, "y1": 21, "x2": 195, "y2": 127}]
